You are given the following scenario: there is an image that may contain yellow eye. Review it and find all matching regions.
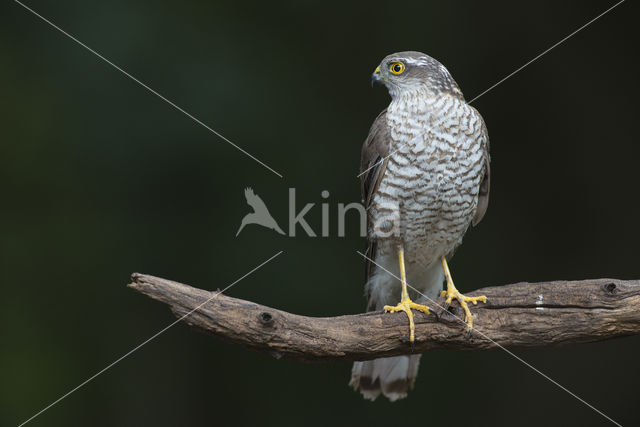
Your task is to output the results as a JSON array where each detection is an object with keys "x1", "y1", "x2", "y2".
[{"x1": 389, "y1": 62, "x2": 405, "y2": 74}]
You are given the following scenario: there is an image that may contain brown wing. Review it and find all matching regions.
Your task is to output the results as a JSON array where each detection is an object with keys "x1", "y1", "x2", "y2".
[
  {"x1": 360, "y1": 110, "x2": 391, "y2": 310},
  {"x1": 361, "y1": 109, "x2": 391, "y2": 208},
  {"x1": 472, "y1": 118, "x2": 491, "y2": 226}
]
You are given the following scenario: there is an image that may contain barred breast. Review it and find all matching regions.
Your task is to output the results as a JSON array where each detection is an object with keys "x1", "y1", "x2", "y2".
[{"x1": 369, "y1": 90, "x2": 487, "y2": 293}]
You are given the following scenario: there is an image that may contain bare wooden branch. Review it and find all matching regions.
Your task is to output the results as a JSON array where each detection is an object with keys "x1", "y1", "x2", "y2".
[{"x1": 128, "y1": 273, "x2": 640, "y2": 362}]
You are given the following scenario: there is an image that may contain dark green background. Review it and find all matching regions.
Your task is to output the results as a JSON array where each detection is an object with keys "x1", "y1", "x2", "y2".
[{"x1": 2, "y1": 1, "x2": 639, "y2": 426}]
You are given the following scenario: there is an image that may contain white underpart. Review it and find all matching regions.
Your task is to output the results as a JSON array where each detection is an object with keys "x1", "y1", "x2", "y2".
[{"x1": 367, "y1": 89, "x2": 487, "y2": 304}]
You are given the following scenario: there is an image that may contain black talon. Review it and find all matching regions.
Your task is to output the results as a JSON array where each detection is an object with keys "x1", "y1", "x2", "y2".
[
  {"x1": 466, "y1": 328, "x2": 473, "y2": 339},
  {"x1": 439, "y1": 303, "x2": 450, "y2": 318}
]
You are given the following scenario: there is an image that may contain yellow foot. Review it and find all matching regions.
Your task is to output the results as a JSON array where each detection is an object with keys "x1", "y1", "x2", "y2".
[
  {"x1": 384, "y1": 299, "x2": 430, "y2": 342},
  {"x1": 440, "y1": 288, "x2": 487, "y2": 336}
]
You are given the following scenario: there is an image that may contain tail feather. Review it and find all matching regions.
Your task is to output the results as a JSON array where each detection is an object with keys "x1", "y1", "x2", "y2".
[
  {"x1": 349, "y1": 355, "x2": 421, "y2": 401},
  {"x1": 350, "y1": 257, "x2": 443, "y2": 401}
]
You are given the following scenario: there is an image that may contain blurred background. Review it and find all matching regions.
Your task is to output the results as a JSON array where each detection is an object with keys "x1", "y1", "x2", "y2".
[{"x1": 2, "y1": 0, "x2": 639, "y2": 425}]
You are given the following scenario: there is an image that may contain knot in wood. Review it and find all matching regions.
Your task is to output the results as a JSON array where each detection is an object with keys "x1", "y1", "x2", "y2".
[
  {"x1": 258, "y1": 311, "x2": 275, "y2": 326},
  {"x1": 603, "y1": 282, "x2": 618, "y2": 295}
]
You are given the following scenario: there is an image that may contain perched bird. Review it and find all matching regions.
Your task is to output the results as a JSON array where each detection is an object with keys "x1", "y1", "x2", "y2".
[
  {"x1": 350, "y1": 51, "x2": 490, "y2": 401},
  {"x1": 236, "y1": 187, "x2": 285, "y2": 236}
]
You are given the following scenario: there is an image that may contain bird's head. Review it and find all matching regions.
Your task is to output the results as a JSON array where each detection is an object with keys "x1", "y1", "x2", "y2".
[{"x1": 371, "y1": 51, "x2": 462, "y2": 99}]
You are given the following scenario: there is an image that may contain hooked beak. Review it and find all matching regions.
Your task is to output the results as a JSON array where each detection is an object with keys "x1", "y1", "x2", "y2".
[{"x1": 371, "y1": 66, "x2": 381, "y2": 87}]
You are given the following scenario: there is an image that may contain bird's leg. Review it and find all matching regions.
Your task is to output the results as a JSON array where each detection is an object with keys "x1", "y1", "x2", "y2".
[
  {"x1": 383, "y1": 246, "x2": 430, "y2": 342},
  {"x1": 440, "y1": 256, "x2": 487, "y2": 336}
]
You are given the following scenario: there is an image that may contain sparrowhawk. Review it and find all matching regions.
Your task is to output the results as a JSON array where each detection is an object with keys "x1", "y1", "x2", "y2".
[{"x1": 350, "y1": 51, "x2": 490, "y2": 401}]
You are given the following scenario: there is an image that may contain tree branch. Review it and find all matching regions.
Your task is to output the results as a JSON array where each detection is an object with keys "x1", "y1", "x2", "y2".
[{"x1": 128, "y1": 273, "x2": 640, "y2": 362}]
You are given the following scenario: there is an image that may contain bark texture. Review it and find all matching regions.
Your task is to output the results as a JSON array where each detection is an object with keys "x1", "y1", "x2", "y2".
[{"x1": 128, "y1": 273, "x2": 640, "y2": 362}]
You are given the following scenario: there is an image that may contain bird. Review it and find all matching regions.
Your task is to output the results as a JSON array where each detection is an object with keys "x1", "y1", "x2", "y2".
[
  {"x1": 236, "y1": 187, "x2": 285, "y2": 236},
  {"x1": 349, "y1": 51, "x2": 490, "y2": 401}
]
